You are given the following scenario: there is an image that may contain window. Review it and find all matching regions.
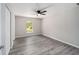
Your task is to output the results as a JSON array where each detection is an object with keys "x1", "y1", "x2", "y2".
[{"x1": 26, "y1": 21, "x2": 33, "y2": 33}]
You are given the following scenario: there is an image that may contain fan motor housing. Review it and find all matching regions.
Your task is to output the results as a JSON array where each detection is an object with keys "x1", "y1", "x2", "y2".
[{"x1": 37, "y1": 10, "x2": 41, "y2": 13}]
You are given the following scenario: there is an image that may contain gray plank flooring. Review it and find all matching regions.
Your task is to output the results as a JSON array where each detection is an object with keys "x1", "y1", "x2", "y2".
[{"x1": 9, "y1": 35, "x2": 79, "y2": 55}]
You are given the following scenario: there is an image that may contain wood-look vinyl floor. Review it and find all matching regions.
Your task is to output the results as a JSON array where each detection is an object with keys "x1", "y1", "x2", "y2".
[{"x1": 9, "y1": 35, "x2": 79, "y2": 55}]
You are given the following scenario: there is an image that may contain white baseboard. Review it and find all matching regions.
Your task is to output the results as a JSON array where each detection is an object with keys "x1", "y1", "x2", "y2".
[
  {"x1": 42, "y1": 34, "x2": 79, "y2": 48},
  {"x1": 16, "y1": 33, "x2": 41, "y2": 38}
]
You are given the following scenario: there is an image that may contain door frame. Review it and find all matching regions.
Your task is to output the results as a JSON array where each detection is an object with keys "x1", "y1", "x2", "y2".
[{"x1": 5, "y1": 4, "x2": 11, "y2": 55}]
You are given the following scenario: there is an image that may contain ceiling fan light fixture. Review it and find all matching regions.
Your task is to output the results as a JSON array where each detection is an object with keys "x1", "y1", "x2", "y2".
[{"x1": 37, "y1": 14, "x2": 41, "y2": 16}]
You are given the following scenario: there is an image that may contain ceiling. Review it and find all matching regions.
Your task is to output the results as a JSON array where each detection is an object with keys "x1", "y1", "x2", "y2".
[{"x1": 8, "y1": 3, "x2": 53, "y2": 18}]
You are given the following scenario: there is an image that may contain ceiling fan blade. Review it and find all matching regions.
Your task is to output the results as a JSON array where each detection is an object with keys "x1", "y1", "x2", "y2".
[
  {"x1": 41, "y1": 13, "x2": 46, "y2": 15},
  {"x1": 41, "y1": 10, "x2": 47, "y2": 13},
  {"x1": 77, "y1": 3, "x2": 79, "y2": 5},
  {"x1": 43, "y1": 11, "x2": 47, "y2": 12},
  {"x1": 40, "y1": 4, "x2": 53, "y2": 11}
]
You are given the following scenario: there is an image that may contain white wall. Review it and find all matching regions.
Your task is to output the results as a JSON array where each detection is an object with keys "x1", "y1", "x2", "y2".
[
  {"x1": 1, "y1": 4, "x2": 6, "y2": 55},
  {"x1": 42, "y1": 3, "x2": 79, "y2": 48},
  {"x1": 15, "y1": 16, "x2": 42, "y2": 38}
]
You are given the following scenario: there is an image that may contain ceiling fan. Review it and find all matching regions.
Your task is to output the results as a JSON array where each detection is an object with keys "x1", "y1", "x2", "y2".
[
  {"x1": 76, "y1": 3, "x2": 79, "y2": 5},
  {"x1": 33, "y1": 4, "x2": 53, "y2": 16},
  {"x1": 36, "y1": 10, "x2": 47, "y2": 15}
]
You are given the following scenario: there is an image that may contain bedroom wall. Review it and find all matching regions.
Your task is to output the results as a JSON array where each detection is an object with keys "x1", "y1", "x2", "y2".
[
  {"x1": 15, "y1": 16, "x2": 42, "y2": 38},
  {"x1": 42, "y1": 3, "x2": 79, "y2": 48}
]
